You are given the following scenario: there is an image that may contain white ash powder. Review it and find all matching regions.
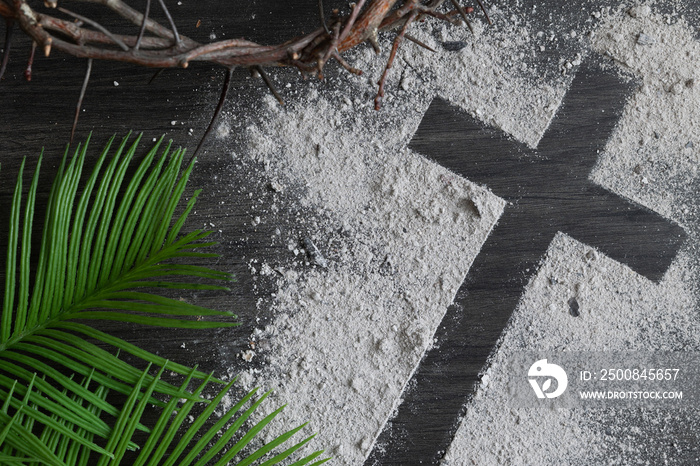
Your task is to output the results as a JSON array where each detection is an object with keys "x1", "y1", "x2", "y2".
[
  {"x1": 232, "y1": 94, "x2": 504, "y2": 463},
  {"x1": 210, "y1": 1, "x2": 700, "y2": 464},
  {"x1": 444, "y1": 4, "x2": 700, "y2": 465}
]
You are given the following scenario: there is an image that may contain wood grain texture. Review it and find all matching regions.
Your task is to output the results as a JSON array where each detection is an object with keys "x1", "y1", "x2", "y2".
[
  {"x1": 0, "y1": 0, "x2": 332, "y2": 374},
  {"x1": 0, "y1": 2, "x2": 694, "y2": 465},
  {"x1": 366, "y1": 59, "x2": 687, "y2": 465}
]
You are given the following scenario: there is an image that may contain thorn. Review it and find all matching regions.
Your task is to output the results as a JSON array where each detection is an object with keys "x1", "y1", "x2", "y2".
[
  {"x1": 368, "y1": 32, "x2": 381, "y2": 54},
  {"x1": 374, "y1": 11, "x2": 418, "y2": 111},
  {"x1": 404, "y1": 33, "x2": 437, "y2": 53},
  {"x1": 332, "y1": 52, "x2": 363, "y2": 75},
  {"x1": 450, "y1": 0, "x2": 474, "y2": 34},
  {"x1": 318, "y1": 0, "x2": 331, "y2": 35},
  {"x1": 255, "y1": 65, "x2": 284, "y2": 106},
  {"x1": 43, "y1": 38, "x2": 52, "y2": 57},
  {"x1": 148, "y1": 68, "x2": 164, "y2": 84},
  {"x1": 71, "y1": 58, "x2": 92, "y2": 144},
  {"x1": 416, "y1": 6, "x2": 462, "y2": 27},
  {"x1": 24, "y1": 41, "x2": 37, "y2": 81},
  {"x1": 474, "y1": 0, "x2": 492, "y2": 25},
  {"x1": 134, "y1": 0, "x2": 151, "y2": 50},
  {"x1": 338, "y1": 0, "x2": 366, "y2": 44},
  {"x1": 0, "y1": 19, "x2": 14, "y2": 82},
  {"x1": 158, "y1": 0, "x2": 183, "y2": 48},
  {"x1": 192, "y1": 67, "x2": 234, "y2": 161},
  {"x1": 374, "y1": 93, "x2": 383, "y2": 111}
]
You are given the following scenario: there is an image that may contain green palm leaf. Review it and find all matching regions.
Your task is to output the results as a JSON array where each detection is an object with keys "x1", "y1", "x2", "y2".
[{"x1": 0, "y1": 135, "x2": 327, "y2": 464}]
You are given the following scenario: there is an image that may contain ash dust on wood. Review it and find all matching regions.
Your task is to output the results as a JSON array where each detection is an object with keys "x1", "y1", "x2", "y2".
[{"x1": 187, "y1": 1, "x2": 700, "y2": 465}]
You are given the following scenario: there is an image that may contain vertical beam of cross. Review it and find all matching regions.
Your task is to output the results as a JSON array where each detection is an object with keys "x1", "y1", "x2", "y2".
[{"x1": 366, "y1": 61, "x2": 687, "y2": 464}]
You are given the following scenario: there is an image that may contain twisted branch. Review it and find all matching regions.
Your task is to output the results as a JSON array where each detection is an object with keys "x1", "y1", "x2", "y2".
[{"x1": 1, "y1": 0, "x2": 485, "y2": 153}]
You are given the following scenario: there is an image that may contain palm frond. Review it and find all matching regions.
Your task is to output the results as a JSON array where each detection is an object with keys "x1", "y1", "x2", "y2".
[{"x1": 0, "y1": 135, "x2": 327, "y2": 464}]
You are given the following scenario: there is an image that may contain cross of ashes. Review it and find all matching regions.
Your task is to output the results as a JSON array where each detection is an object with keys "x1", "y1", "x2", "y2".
[{"x1": 371, "y1": 60, "x2": 687, "y2": 464}]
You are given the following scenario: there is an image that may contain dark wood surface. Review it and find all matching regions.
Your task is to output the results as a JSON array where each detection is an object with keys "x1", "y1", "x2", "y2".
[
  {"x1": 1, "y1": 1, "x2": 697, "y2": 465},
  {"x1": 368, "y1": 60, "x2": 687, "y2": 465}
]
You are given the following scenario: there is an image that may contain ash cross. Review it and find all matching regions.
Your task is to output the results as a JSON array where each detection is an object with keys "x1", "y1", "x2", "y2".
[{"x1": 367, "y1": 61, "x2": 687, "y2": 463}]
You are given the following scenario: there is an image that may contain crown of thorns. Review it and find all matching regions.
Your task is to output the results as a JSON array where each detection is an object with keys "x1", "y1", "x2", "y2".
[{"x1": 0, "y1": 0, "x2": 489, "y2": 155}]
